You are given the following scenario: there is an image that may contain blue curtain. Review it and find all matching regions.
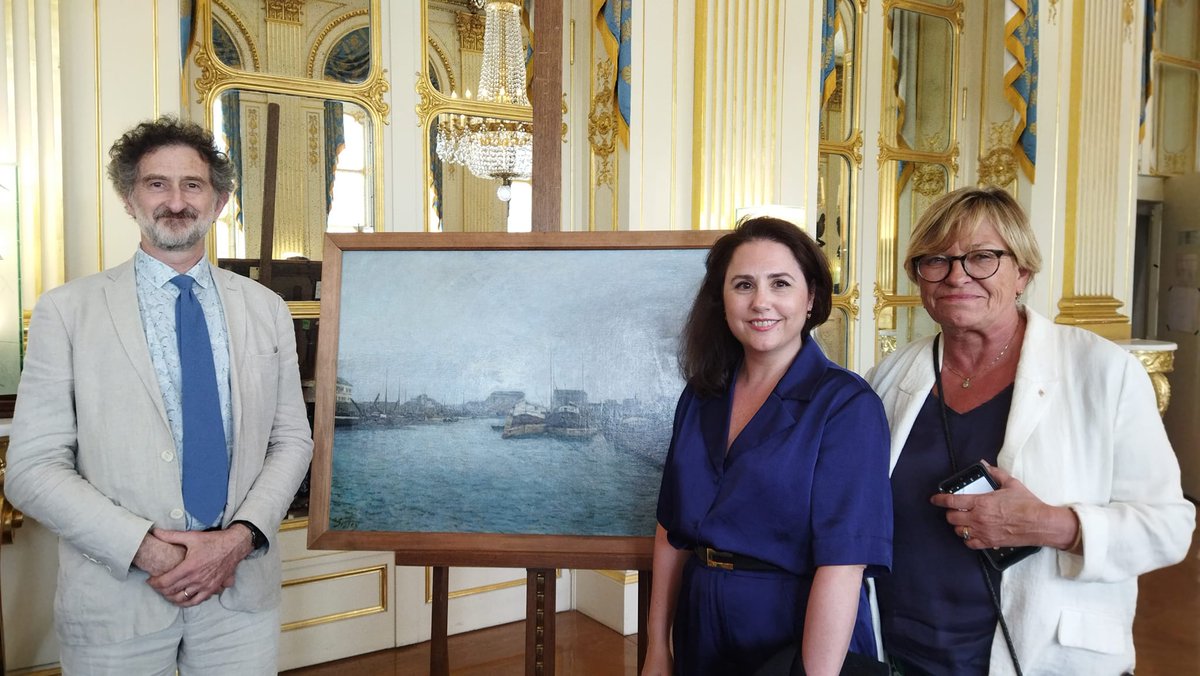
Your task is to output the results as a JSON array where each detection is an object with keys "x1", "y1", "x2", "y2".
[
  {"x1": 180, "y1": 0, "x2": 196, "y2": 66},
  {"x1": 323, "y1": 27, "x2": 371, "y2": 84},
  {"x1": 212, "y1": 23, "x2": 243, "y2": 229},
  {"x1": 322, "y1": 28, "x2": 370, "y2": 214},
  {"x1": 323, "y1": 101, "x2": 345, "y2": 215},
  {"x1": 596, "y1": 0, "x2": 632, "y2": 144},
  {"x1": 1141, "y1": 0, "x2": 1161, "y2": 140},
  {"x1": 820, "y1": 0, "x2": 838, "y2": 108},
  {"x1": 429, "y1": 64, "x2": 444, "y2": 225},
  {"x1": 1005, "y1": 0, "x2": 1038, "y2": 181}
]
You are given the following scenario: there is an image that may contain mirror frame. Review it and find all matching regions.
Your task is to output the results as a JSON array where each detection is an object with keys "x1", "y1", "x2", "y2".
[
  {"x1": 819, "y1": 0, "x2": 867, "y2": 369},
  {"x1": 874, "y1": 0, "x2": 962, "y2": 359},
  {"x1": 191, "y1": 0, "x2": 389, "y2": 300}
]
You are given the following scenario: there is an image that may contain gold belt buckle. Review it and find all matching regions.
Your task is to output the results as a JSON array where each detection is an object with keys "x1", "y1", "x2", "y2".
[{"x1": 704, "y1": 547, "x2": 734, "y2": 570}]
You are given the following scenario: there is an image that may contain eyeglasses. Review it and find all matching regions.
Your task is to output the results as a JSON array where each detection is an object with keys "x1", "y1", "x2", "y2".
[{"x1": 912, "y1": 249, "x2": 1010, "y2": 283}]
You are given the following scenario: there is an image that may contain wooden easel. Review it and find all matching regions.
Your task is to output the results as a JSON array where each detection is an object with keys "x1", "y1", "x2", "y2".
[{"x1": 424, "y1": 565, "x2": 652, "y2": 676}]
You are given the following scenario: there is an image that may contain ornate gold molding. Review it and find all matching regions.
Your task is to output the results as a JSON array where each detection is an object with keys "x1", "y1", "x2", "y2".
[
  {"x1": 1, "y1": 436, "x2": 25, "y2": 545},
  {"x1": 307, "y1": 112, "x2": 321, "y2": 166},
  {"x1": 589, "y1": 60, "x2": 617, "y2": 188},
  {"x1": 872, "y1": 282, "x2": 923, "y2": 321},
  {"x1": 1123, "y1": 0, "x2": 1136, "y2": 41},
  {"x1": 1125, "y1": 349, "x2": 1175, "y2": 415},
  {"x1": 426, "y1": 38, "x2": 458, "y2": 94},
  {"x1": 306, "y1": 9, "x2": 371, "y2": 79},
  {"x1": 212, "y1": 0, "x2": 262, "y2": 71},
  {"x1": 247, "y1": 106, "x2": 261, "y2": 167},
  {"x1": 1055, "y1": 296, "x2": 1131, "y2": 340},
  {"x1": 1048, "y1": 0, "x2": 1059, "y2": 24},
  {"x1": 265, "y1": 0, "x2": 304, "y2": 24},
  {"x1": 281, "y1": 565, "x2": 388, "y2": 632},
  {"x1": 456, "y1": 11, "x2": 486, "y2": 52},
  {"x1": 820, "y1": 131, "x2": 864, "y2": 167},
  {"x1": 193, "y1": 50, "x2": 236, "y2": 104},
  {"x1": 363, "y1": 68, "x2": 392, "y2": 123},
  {"x1": 978, "y1": 121, "x2": 1019, "y2": 188}
]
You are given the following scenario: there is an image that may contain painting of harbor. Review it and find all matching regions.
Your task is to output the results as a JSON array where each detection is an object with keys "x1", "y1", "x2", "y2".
[{"x1": 326, "y1": 245, "x2": 709, "y2": 539}]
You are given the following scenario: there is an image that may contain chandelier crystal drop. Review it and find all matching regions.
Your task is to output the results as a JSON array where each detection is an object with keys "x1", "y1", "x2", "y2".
[{"x1": 436, "y1": 0, "x2": 533, "y2": 188}]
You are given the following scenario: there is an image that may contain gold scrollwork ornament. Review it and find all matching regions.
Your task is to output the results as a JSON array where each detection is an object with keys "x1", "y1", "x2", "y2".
[{"x1": 589, "y1": 60, "x2": 618, "y2": 188}]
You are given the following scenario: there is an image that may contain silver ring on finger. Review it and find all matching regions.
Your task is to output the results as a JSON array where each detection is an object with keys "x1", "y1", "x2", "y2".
[
  {"x1": 183, "y1": 590, "x2": 191, "y2": 599},
  {"x1": 961, "y1": 527, "x2": 971, "y2": 541}
]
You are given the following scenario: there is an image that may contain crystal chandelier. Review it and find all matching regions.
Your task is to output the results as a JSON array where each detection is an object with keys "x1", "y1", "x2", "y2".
[{"x1": 436, "y1": 0, "x2": 533, "y2": 200}]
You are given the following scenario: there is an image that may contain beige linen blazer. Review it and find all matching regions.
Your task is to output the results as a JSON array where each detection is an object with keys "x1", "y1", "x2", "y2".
[{"x1": 6, "y1": 256, "x2": 313, "y2": 645}]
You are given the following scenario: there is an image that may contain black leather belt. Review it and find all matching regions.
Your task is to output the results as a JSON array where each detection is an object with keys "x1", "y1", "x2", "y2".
[{"x1": 693, "y1": 546, "x2": 784, "y2": 572}]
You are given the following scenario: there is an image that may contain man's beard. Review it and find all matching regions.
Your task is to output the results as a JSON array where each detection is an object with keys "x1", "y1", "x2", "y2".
[{"x1": 135, "y1": 205, "x2": 212, "y2": 251}]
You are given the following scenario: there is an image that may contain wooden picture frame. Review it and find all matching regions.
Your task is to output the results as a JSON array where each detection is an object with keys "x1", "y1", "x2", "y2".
[{"x1": 308, "y1": 231, "x2": 721, "y2": 569}]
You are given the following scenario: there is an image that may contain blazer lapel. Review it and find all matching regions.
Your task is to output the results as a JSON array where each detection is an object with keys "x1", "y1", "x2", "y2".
[
  {"x1": 998, "y1": 311, "x2": 1057, "y2": 472},
  {"x1": 105, "y1": 260, "x2": 170, "y2": 429},
  {"x1": 214, "y1": 268, "x2": 247, "y2": 442}
]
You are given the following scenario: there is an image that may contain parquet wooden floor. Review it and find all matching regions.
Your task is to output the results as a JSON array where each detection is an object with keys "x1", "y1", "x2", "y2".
[{"x1": 285, "y1": 529, "x2": 1200, "y2": 675}]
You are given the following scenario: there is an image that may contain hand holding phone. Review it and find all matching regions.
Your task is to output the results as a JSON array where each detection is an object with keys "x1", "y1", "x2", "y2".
[{"x1": 938, "y1": 462, "x2": 1040, "y2": 571}]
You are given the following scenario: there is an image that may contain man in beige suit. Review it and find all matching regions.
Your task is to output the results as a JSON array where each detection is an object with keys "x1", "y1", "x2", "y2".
[{"x1": 6, "y1": 117, "x2": 313, "y2": 674}]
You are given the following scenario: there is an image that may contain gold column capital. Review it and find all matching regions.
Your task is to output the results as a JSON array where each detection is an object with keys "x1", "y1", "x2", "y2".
[{"x1": 1114, "y1": 339, "x2": 1177, "y2": 415}]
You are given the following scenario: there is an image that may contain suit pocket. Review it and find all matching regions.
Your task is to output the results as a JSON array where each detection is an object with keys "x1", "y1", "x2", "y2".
[{"x1": 1056, "y1": 607, "x2": 1130, "y2": 655}]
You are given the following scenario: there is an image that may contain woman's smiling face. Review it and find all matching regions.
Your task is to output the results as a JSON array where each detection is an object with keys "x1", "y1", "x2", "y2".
[{"x1": 723, "y1": 239, "x2": 813, "y2": 361}]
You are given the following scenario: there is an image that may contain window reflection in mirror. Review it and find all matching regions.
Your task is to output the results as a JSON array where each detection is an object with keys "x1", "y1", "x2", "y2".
[
  {"x1": 210, "y1": 0, "x2": 372, "y2": 81},
  {"x1": 211, "y1": 90, "x2": 373, "y2": 269},
  {"x1": 820, "y1": 0, "x2": 856, "y2": 145}
]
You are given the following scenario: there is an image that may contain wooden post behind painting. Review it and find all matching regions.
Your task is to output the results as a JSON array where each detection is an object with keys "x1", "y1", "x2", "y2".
[{"x1": 257, "y1": 102, "x2": 281, "y2": 288}]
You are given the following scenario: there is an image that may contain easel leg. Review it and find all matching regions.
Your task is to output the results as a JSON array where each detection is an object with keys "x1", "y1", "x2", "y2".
[
  {"x1": 525, "y1": 568, "x2": 556, "y2": 676},
  {"x1": 638, "y1": 569, "x2": 652, "y2": 672},
  {"x1": 431, "y1": 566, "x2": 449, "y2": 676}
]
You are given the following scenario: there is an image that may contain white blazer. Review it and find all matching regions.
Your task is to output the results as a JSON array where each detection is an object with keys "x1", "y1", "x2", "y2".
[
  {"x1": 867, "y1": 308, "x2": 1194, "y2": 675},
  {"x1": 6, "y1": 257, "x2": 314, "y2": 645}
]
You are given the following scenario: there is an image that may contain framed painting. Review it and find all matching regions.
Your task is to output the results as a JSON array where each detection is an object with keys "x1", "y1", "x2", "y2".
[{"x1": 308, "y1": 231, "x2": 722, "y2": 569}]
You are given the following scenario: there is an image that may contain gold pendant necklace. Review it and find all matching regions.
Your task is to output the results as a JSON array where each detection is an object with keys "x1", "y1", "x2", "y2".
[{"x1": 944, "y1": 323, "x2": 1021, "y2": 389}]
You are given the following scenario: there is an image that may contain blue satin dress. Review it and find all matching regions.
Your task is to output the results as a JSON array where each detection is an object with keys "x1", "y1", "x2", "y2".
[{"x1": 656, "y1": 338, "x2": 893, "y2": 675}]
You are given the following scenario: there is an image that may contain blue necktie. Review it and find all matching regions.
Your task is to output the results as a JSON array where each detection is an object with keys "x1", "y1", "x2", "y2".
[{"x1": 170, "y1": 274, "x2": 229, "y2": 525}]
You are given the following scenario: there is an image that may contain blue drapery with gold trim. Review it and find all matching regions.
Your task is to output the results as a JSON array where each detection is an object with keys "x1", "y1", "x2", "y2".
[
  {"x1": 323, "y1": 28, "x2": 370, "y2": 214},
  {"x1": 180, "y1": 0, "x2": 196, "y2": 65},
  {"x1": 596, "y1": 0, "x2": 632, "y2": 144},
  {"x1": 820, "y1": 0, "x2": 838, "y2": 107},
  {"x1": 1141, "y1": 0, "x2": 1160, "y2": 140},
  {"x1": 1005, "y1": 0, "x2": 1038, "y2": 181}
]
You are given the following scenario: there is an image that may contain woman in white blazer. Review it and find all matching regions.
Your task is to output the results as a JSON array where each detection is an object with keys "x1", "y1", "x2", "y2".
[{"x1": 866, "y1": 186, "x2": 1194, "y2": 675}]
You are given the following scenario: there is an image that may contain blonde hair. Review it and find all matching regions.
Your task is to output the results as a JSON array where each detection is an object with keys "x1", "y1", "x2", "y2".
[{"x1": 903, "y1": 186, "x2": 1042, "y2": 285}]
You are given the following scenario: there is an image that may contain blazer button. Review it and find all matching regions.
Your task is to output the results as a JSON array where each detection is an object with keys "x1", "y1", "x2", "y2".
[
  {"x1": 170, "y1": 508, "x2": 184, "y2": 520},
  {"x1": 161, "y1": 450, "x2": 175, "y2": 462}
]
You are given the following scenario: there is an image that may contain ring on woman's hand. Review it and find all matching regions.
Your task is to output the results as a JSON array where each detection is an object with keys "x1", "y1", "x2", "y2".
[
  {"x1": 961, "y1": 527, "x2": 971, "y2": 541},
  {"x1": 183, "y1": 590, "x2": 191, "y2": 599}
]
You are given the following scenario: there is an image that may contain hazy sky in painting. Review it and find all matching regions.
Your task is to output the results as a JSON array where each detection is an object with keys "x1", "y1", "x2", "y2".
[{"x1": 335, "y1": 248, "x2": 707, "y2": 406}]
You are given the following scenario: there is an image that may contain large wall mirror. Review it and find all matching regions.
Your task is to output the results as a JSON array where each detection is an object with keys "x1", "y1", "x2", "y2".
[
  {"x1": 875, "y1": 1, "x2": 961, "y2": 360},
  {"x1": 419, "y1": 0, "x2": 535, "y2": 233},
  {"x1": 817, "y1": 0, "x2": 864, "y2": 369},
  {"x1": 189, "y1": 0, "x2": 387, "y2": 290}
]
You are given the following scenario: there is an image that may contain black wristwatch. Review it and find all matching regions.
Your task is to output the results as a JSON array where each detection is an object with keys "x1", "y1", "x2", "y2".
[{"x1": 231, "y1": 520, "x2": 268, "y2": 551}]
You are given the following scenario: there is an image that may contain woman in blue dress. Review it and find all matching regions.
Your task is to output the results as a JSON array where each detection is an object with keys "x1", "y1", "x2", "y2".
[{"x1": 642, "y1": 217, "x2": 893, "y2": 676}]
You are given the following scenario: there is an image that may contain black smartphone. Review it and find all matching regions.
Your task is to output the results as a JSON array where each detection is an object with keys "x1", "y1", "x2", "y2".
[{"x1": 938, "y1": 462, "x2": 1041, "y2": 571}]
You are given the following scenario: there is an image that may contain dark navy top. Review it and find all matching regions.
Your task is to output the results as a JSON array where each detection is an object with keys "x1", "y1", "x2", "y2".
[
  {"x1": 878, "y1": 385, "x2": 1013, "y2": 675},
  {"x1": 656, "y1": 338, "x2": 893, "y2": 652}
]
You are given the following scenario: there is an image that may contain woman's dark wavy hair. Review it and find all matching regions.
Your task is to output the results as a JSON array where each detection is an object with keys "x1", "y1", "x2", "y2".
[
  {"x1": 679, "y1": 217, "x2": 833, "y2": 398},
  {"x1": 106, "y1": 115, "x2": 235, "y2": 198}
]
